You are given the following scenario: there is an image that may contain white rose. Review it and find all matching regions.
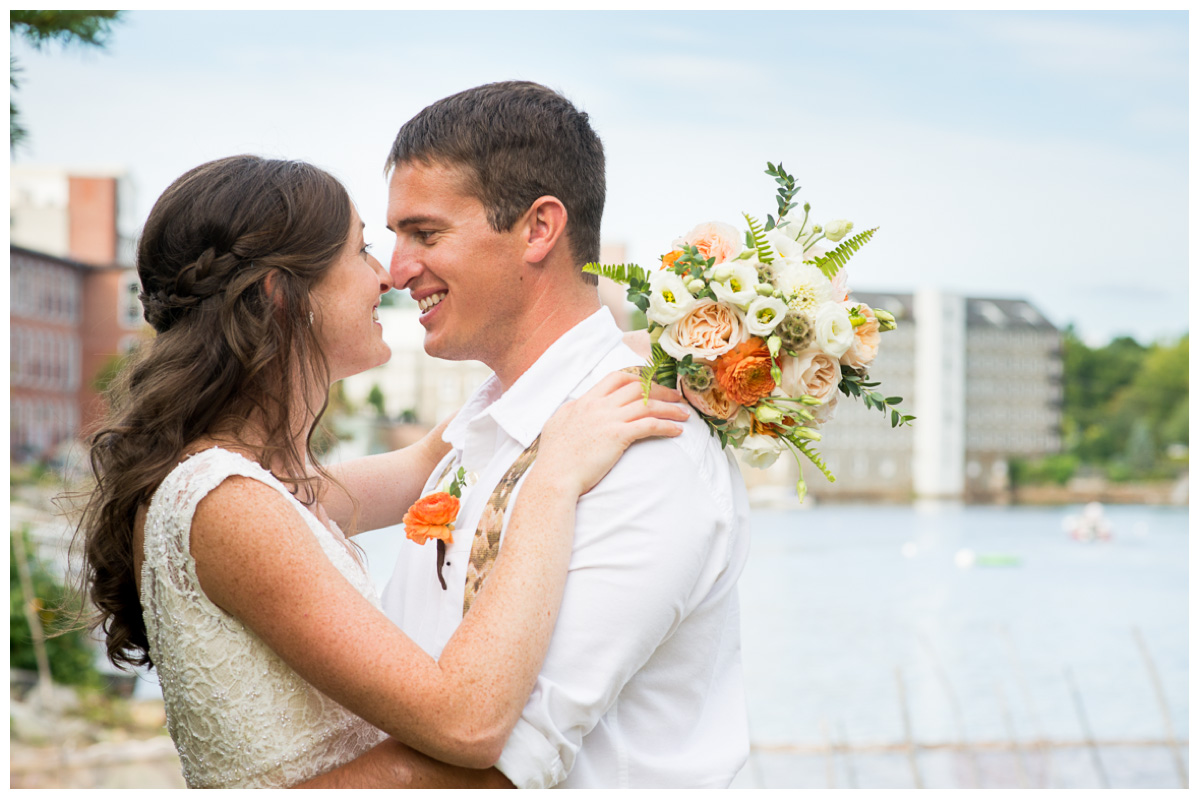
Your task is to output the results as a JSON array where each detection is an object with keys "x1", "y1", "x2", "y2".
[
  {"x1": 710, "y1": 261, "x2": 760, "y2": 310},
  {"x1": 647, "y1": 269, "x2": 698, "y2": 326},
  {"x1": 744, "y1": 295, "x2": 788, "y2": 337},
  {"x1": 814, "y1": 302, "x2": 854, "y2": 358},
  {"x1": 824, "y1": 219, "x2": 853, "y2": 242},
  {"x1": 741, "y1": 434, "x2": 784, "y2": 469}
]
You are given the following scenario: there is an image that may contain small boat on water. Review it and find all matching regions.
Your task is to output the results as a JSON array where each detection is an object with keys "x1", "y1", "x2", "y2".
[{"x1": 1063, "y1": 501, "x2": 1113, "y2": 542}]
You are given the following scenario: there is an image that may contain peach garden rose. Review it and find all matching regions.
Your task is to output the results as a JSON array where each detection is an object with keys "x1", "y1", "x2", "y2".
[
  {"x1": 675, "y1": 221, "x2": 744, "y2": 265},
  {"x1": 779, "y1": 347, "x2": 842, "y2": 405},
  {"x1": 659, "y1": 299, "x2": 745, "y2": 361},
  {"x1": 840, "y1": 304, "x2": 880, "y2": 370}
]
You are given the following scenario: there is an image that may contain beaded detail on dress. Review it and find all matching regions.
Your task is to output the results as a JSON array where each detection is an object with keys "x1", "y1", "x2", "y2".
[{"x1": 140, "y1": 447, "x2": 386, "y2": 788}]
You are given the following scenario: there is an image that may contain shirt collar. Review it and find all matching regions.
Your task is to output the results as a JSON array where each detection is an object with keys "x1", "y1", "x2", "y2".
[{"x1": 443, "y1": 307, "x2": 624, "y2": 452}]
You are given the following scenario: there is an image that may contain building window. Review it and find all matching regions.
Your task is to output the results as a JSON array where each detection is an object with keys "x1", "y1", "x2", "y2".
[{"x1": 122, "y1": 270, "x2": 144, "y2": 329}]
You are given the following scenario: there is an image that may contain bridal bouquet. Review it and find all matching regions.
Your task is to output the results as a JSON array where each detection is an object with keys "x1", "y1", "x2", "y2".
[{"x1": 585, "y1": 162, "x2": 912, "y2": 501}]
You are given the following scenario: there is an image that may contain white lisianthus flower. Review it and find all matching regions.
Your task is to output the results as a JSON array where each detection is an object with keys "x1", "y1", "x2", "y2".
[
  {"x1": 742, "y1": 434, "x2": 784, "y2": 469},
  {"x1": 772, "y1": 259, "x2": 833, "y2": 318},
  {"x1": 824, "y1": 219, "x2": 853, "y2": 242},
  {"x1": 772, "y1": 213, "x2": 829, "y2": 260},
  {"x1": 710, "y1": 261, "x2": 760, "y2": 310},
  {"x1": 647, "y1": 269, "x2": 699, "y2": 326},
  {"x1": 767, "y1": 228, "x2": 808, "y2": 261},
  {"x1": 730, "y1": 407, "x2": 755, "y2": 434},
  {"x1": 814, "y1": 302, "x2": 855, "y2": 358},
  {"x1": 744, "y1": 295, "x2": 789, "y2": 336}
]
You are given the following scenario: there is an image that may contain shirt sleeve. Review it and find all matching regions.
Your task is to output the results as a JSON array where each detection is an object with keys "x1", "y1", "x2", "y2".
[{"x1": 494, "y1": 427, "x2": 735, "y2": 788}]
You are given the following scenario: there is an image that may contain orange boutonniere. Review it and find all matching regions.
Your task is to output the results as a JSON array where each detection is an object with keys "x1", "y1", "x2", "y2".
[
  {"x1": 404, "y1": 467, "x2": 473, "y2": 590},
  {"x1": 402, "y1": 492, "x2": 459, "y2": 546}
]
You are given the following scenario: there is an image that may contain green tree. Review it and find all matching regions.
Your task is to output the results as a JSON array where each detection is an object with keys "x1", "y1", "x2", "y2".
[
  {"x1": 366, "y1": 384, "x2": 387, "y2": 418},
  {"x1": 10, "y1": 10, "x2": 123, "y2": 149},
  {"x1": 10, "y1": 529, "x2": 101, "y2": 688},
  {"x1": 1061, "y1": 327, "x2": 1148, "y2": 463}
]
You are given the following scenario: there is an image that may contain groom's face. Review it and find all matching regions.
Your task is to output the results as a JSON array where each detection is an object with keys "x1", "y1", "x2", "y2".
[{"x1": 386, "y1": 161, "x2": 529, "y2": 366}]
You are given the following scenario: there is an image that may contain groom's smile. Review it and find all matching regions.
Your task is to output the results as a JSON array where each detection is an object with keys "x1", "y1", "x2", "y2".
[{"x1": 386, "y1": 160, "x2": 530, "y2": 370}]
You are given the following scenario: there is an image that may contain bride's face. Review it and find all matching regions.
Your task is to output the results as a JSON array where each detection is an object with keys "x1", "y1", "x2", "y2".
[{"x1": 308, "y1": 204, "x2": 393, "y2": 382}]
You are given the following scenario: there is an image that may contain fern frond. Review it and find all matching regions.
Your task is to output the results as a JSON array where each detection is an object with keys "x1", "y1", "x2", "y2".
[
  {"x1": 743, "y1": 213, "x2": 774, "y2": 265},
  {"x1": 798, "y1": 439, "x2": 836, "y2": 483},
  {"x1": 640, "y1": 343, "x2": 677, "y2": 400},
  {"x1": 808, "y1": 227, "x2": 877, "y2": 280},
  {"x1": 582, "y1": 262, "x2": 646, "y2": 286}
]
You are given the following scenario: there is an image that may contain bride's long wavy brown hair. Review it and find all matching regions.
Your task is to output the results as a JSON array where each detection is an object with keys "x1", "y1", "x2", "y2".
[{"x1": 76, "y1": 155, "x2": 353, "y2": 670}]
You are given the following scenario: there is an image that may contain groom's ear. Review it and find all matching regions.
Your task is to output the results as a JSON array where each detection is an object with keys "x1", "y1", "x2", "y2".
[{"x1": 520, "y1": 196, "x2": 568, "y2": 265}]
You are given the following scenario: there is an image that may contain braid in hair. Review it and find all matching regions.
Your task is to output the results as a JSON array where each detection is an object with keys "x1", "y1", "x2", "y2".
[{"x1": 68, "y1": 155, "x2": 353, "y2": 669}]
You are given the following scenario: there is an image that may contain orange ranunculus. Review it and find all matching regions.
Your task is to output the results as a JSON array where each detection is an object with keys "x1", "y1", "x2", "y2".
[
  {"x1": 714, "y1": 336, "x2": 776, "y2": 406},
  {"x1": 402, "y1": 492, "x2": 459, "y2": 546},
  {"x1": 660, "y1": 249, "x2": 684, "y2": 270}
]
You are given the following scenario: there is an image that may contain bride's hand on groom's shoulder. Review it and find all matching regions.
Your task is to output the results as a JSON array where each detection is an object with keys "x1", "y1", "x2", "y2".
[{"x1": 538, "y1": 371, "x2": 690, "y2": 497}]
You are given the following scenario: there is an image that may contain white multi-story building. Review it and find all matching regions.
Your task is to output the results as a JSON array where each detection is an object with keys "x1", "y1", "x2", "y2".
[{"x1": 758, "y1": 289, "x2": 1062, "y2": 503}]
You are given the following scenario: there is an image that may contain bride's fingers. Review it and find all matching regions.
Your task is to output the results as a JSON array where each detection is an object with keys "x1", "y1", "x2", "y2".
[
  {"x1": 623, "y1": 399, "x2": 690, "y2": 423},
  {"x1": 622, "y1": 416, "x2": 685, "y2": 442},
  {"x1": 645, "y1": 381, "x2": 684, "y2": 403}
]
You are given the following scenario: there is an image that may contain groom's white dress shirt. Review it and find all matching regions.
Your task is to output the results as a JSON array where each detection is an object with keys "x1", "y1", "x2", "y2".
[{"x1": 381, "y1": 307, "x2": 750, "y2": 788}]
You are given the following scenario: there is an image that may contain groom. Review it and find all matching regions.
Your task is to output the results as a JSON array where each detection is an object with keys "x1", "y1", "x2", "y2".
[{"x1": 380, "y1": 81, "x2": 751, "y2": 789}]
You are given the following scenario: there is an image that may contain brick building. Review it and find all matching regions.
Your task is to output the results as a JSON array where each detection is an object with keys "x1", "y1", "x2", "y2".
[{"x1": 10, "y1": 168, "x2": 143, "y2": 461}]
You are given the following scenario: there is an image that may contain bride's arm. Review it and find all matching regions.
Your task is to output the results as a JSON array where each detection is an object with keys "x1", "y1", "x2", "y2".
[
  {"x1": 319, "y1": 413, "x2": 454, "y2": 535},
  {"x1": 293, "y1": 738, "x2": 513, "y2": 788},
  {"x1": 190, "y1": 374, "x2": 687, "y2": 775}
]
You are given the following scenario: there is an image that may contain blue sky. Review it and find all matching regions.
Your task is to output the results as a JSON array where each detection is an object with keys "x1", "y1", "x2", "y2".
[{"x1": 10, "y1": 10, "x2": 1189, "y2": 345}]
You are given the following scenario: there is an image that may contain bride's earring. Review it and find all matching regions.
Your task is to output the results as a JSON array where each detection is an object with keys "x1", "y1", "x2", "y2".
[{"x1": 308, "y1": 311, "x2": 314, "y2": 327}]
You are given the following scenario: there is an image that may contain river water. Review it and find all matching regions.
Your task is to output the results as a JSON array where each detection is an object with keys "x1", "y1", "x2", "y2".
[{"x1": 358, "y1": 502, "x2": 1189, "y2": 788}]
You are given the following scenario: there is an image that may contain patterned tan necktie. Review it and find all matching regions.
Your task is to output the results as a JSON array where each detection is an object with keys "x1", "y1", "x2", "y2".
[{"x1": 461, "y1": 436, "x2": 541, "y2": 615}]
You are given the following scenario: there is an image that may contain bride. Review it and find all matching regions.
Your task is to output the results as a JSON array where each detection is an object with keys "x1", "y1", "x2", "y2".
[{"x1": 74, "y1": 155, "x2": 686, "y2": 788}]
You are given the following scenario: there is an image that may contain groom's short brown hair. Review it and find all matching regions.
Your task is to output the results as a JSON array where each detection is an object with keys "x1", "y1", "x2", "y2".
[{"x1": 386, "y1": 81, "x2": 604, "y2": 281}]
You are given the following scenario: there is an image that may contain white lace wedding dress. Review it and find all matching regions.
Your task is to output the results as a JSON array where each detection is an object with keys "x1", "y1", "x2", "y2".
[{"x1": 140, "y1": 447, "x2": 387, "y2": 788}]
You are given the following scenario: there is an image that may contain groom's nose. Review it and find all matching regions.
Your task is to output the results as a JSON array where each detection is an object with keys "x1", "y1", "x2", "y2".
[{"x1": 390, "y1": 241, "x2": 420, "y2": 290}]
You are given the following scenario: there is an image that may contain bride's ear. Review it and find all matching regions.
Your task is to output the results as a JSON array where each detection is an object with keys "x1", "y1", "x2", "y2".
[{"x1": 521, "y1": 196, "x2": 568, "y2": 265}]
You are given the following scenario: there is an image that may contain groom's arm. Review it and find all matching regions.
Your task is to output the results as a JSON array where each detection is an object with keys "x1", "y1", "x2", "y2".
[
  {"x1": 321, "y1": 413, "x2": 454, "y2": 534},
  {"x1": 493, "y1": 429, "x2": 737, "y2": 788}
]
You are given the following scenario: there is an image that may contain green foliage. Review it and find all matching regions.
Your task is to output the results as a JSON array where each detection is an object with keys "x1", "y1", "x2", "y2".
[
  {"x1": 642, "y1": 344, "x2": 677, "y2": 397},
  {"x1": 91, "y1": 352, "x2": 128, "y2": 394},
  {"x1": 809, "y1": 227, "x2": 878, "y2": 280},
  {"x1": 583, "y1": 262, "x2": 651, "y2": 312},
  {"x1": 765, "y1": 161, "x2": 801, "y2": 224},
  {"x1": 1009, "y1": 454, "x2": 1079, "y2": 487},
  {"x1": 10, "y1": 11, "x2": 123, "y2": 150},
  {"x1": 670, "y1": 245, "x2": 714, "y2": 283},
  {"x1": 366, "y1": 384, "x2": 387, "y2": 418},
  {"x1": 10, "y1": 529, "x2": 101, "y2": 688},
  {"x1": 838, "y1": 372, "x2": 914, "y2": 427},
  {"x1": 742, "y1": 213, "x2": 774, "y2": 264},
  {"x1": 1060, "y1": 328, "x2": 1187, "y2": 478}
]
